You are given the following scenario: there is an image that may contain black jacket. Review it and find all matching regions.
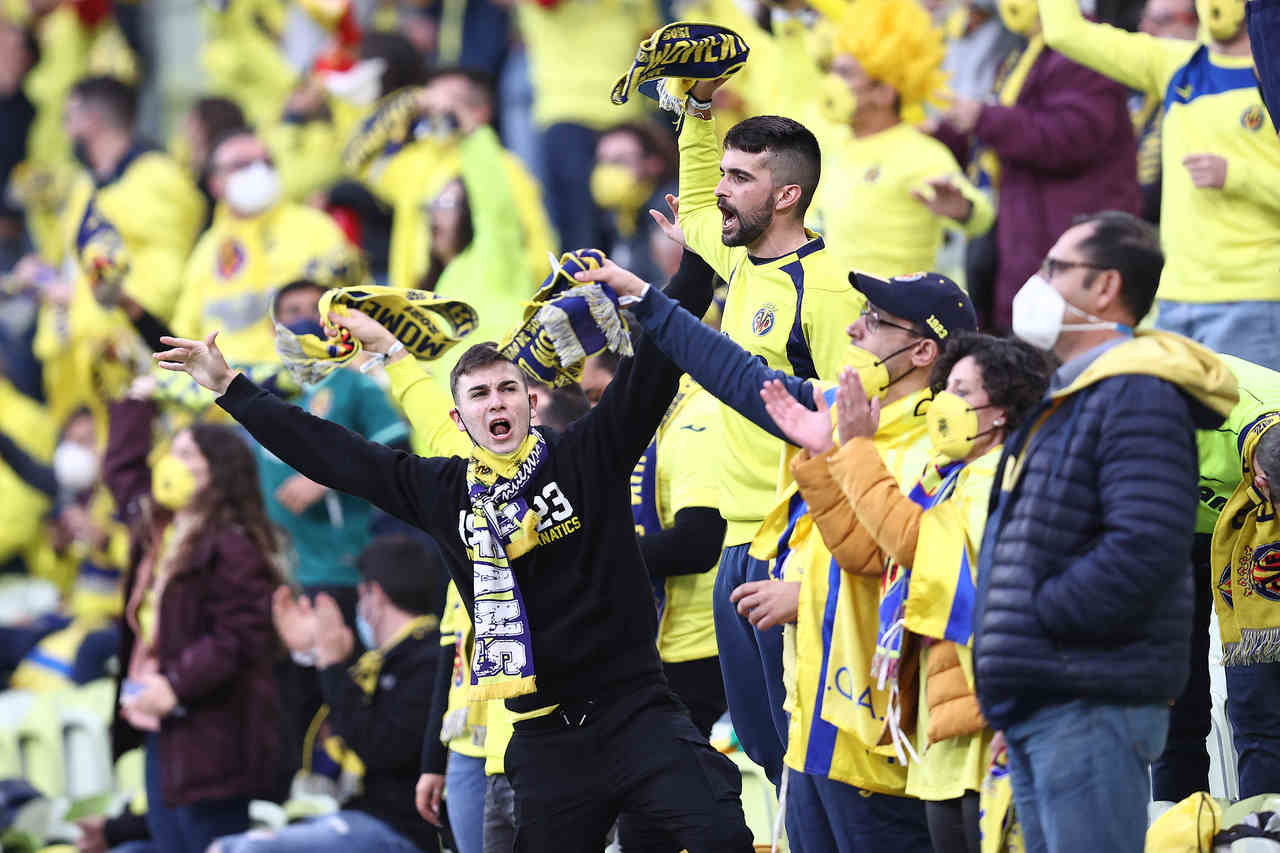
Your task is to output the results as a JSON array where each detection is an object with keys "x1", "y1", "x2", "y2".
[
  {"x1": 974, "y1": 368, "x2": 1223, "y2": 730},
  {"x1": 319, "y1": 625, "x2": 443, "y2": 852},
  {"x1": 219, "y1": 251, "x2": 715, "y2": 716}
]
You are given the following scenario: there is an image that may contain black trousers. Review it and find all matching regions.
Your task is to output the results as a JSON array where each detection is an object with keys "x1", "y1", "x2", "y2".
[
  {"x1": 504, "y1": 683, "x2": 752, "y2": 853},
  {"x1": 1151, "y1": 536, "x2": 1213, "y2": 801},
  {"x1": 618, "y1": 656, "x2": 731, "y2": 853}
]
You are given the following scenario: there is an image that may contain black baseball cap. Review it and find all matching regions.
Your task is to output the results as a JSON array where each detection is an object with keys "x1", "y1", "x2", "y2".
[{"x1": 849, "y1": 271, "x2": 978, "y2": 343}]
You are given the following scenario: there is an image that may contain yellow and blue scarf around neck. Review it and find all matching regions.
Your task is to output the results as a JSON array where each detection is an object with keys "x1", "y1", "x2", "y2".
[{"x1": 466, "y1": 431, "x2": 548, "y2": 699}]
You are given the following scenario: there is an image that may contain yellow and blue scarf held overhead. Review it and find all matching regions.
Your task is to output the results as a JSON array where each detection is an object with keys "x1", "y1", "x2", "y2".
[
  {"x1": 274, "y1": 285, "x2": 479, "y2": 385},
  {"x1": 500, "y1": 250, "x2": 633, "y2": 388},
  {"x1": 610, "y1": 22, "x2": 750, "y2": 125}
]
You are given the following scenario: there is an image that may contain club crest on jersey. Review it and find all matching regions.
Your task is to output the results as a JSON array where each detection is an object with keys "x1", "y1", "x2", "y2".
[
  {"x1": 752, "y1": 303, "x2": 776, "y2": 336},
  {"x1": 863, "y1": 165, "x2": 882, "y2": 183},
  {"x1": 216, "y1": 238, "x2": 247, "y2": 280},
  {"x1": 1242, "y1": 105, "x2": 1266, "y2": 132},
  {"x1": 1250, "y1": 542, "x2": 1280, "y2": 601}
]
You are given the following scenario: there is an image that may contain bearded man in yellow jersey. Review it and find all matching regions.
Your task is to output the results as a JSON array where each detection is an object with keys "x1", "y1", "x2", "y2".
[
  {"x1": 1038, "y1": 0, "x2": 1280, "y2": 369},
  {"x1": 678, "y1": 75, "x2": 865, "y2": 787}
]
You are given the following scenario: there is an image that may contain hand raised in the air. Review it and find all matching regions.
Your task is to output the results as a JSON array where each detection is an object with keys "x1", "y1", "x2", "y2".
[{"x1": 153, "y1": 333, "x2": 237, "y2": 395}]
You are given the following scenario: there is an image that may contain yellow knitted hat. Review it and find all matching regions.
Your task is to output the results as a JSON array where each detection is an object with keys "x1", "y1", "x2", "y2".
[{"x1": 809, "y1": 0, "x2": 951, "y2": 112}]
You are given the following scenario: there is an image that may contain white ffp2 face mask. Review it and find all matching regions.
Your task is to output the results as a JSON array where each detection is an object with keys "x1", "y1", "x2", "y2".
[
  {"x1": 224, "y1": 161, "x2": 281, "y2": 217},
  {"x1": 1011, "y1": 274, "x2": 1131, "y2": 351}
]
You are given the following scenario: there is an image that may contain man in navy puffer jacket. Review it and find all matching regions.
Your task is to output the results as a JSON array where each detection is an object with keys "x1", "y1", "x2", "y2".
[{"x1": 973, "y1": 211, "x2": 1238, "y2": 853}]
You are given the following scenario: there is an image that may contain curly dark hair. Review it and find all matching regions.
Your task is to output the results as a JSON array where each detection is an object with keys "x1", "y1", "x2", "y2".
[
  {"x1": 928, "y1": 332, "x2": 1056, "y2": 432},
  {"x1": 173, "y1": 424, "x2": 282, "y2": 581}
]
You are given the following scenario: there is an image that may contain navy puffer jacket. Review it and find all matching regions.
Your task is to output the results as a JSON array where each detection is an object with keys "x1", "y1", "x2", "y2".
[{"x1": 973, "y1": 371, "x2": 1221, "y2": 730}]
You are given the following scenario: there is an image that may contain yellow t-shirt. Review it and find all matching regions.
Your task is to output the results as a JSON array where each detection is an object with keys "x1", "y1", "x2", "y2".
[
  {"x1": 483, "y1": 698, "x2": 515, "y2": 775},
  {"x1": 653, "y1": 381, "x2": 722, "y2": 663},
  {"x1": 515, "y1": 0, "x2": 659, "y2": 129},
  {"x1": 1041, "y1": 0, "x2": 1280, "y2": 304},
  {"x1": 678, "y1": 113, "x2": 866, "y2": 544},
  {"x1": 810, "y1": 123, "x2": 994, "y2": 281},
  {"x1": 440, "y1": 580, "x2": 486, "y2": 758},
  {"x1": 171, "y1": 201, "x2": 360, "y2": 364}
]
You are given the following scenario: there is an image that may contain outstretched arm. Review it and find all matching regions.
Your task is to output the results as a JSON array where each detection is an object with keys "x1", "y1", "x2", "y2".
[
  {"x1": 561, "y1": 249, "x2": 718, "y2": 480},
  {"x1": 155, "y1": 333, "x2": 460, "y2": 531},
  {"x1": 624, "y1": 283, "x2": 820, "y2": 441}
]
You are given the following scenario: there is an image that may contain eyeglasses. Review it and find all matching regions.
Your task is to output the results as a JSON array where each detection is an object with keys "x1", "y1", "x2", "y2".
[
  {"x1": 860, "y1": 303, "x2": 921, "y2": 336},
  {"x1": 1039, "y1": 257, "x2": 1108, "y2": 279}
]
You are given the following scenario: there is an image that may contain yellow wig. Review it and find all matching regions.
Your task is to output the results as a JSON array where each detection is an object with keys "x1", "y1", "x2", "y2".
[{"x1": 809, "y1": 0, "x2": 951, "y2": 114}]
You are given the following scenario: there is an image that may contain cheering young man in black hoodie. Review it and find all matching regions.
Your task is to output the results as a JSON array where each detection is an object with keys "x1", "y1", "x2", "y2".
[{"x1": 153, "y1": 250, "x2": 754, "y2": 853}]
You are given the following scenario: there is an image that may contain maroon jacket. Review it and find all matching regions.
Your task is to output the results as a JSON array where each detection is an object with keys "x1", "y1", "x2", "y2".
[
  {"x1": 939, "y1": 44, "x2": 1140, "y2": 330},
  {"x1": 104, "y1": 398, "x2": 280, "y2": 807}
]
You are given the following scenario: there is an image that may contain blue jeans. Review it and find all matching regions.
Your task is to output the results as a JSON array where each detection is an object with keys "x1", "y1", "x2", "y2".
[
  {"x1": 535, "y1": 122, "x2": 599, "y2": 252},
  {"x1": 1004, "y1": 700, "x2": 1168, "y2": 853},
  {"x1": 785, "y1": 770, "x2": 931, "y2": 853},
  {"x1": 145, "y1": 735, "x2": 251, "y2": 853},
  {"x1": 446, "y1": 750, "x2": 487, "y2": 853},
  {"x1": 714, "y1": 543, "x2": 788, "y2": 787},
  {"x1": 212, "y1": 811, "x2": 420, "y2": 852},
  {"x1": 1226, "y1": 661, "x2": 1280, "y2": 797},
  {"x1": 1155, "y1": 299, "x2": 1280, "y2": 371}
]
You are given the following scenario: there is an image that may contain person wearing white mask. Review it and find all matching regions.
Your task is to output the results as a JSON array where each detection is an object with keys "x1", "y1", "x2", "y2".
[
  {"x1": 974, "y1": 210, "x2": 1239, "y2": 852},
  {"x1": 171, "y1": 128, "x2": 362, "y2": 364}
]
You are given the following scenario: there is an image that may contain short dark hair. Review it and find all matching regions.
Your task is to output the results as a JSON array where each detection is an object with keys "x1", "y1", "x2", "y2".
[
  {"x1": 207, "y1": 125, "x2": 258, "y2": 168},
  {"x1": 191, "y1": 97, "x2": 247, "y2": 153},
  {"x1": 1072, "y1": 210, "x2": 1164, "y2": 323},
  {"x1": 362, "y1": 31, "x2": 428, "y2": 97},
  {"x1": 1257, "y1": 425, "x2": 1280, "y2": 505},
  {"x1": 449, "y1": 342, "x2": 523, "y2": 400},
  {"x1": 722, "y1": 115, "x2": 822, "y2": 219},
  {"x1": 272, "y1": 279, "x2": 325, "y2": 314},
  {"x1": 928, "y1": 332, "x2": 1056, "y2": 431},
  {"x1": 539, "y1": 385, "x2": 590, "y2": 431},
  {"x1": 602, "y1": 120, "x2": 679, "y2": 182},
  {"x1": 69, "y1": 76, "x2": 138, "y2": 130},
  {"x1": 357, "y1": 534, "x2": 445, "y2": 616},
  {"x1": 425, "y1": 66, "x2": 496, "y2": 114}
]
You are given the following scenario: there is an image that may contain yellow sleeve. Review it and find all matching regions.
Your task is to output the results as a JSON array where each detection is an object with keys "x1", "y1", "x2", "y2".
[
  {"x1": 504, "y1": 154, "x2": 560, "y2": 271},
  {"x1": 676, "y1": 114, "x2": 742, "y2": 281},
  {"x1": 800, "y1": 277, "x2": 865, "y2": 380},
  {"x1": 385, "y1": 356, "x2": 472, "y2": 458},
  {"x1": 1223, "y1": 153, "x2": 1280, "y2": 214},
  {"x1": 124, "y1": 161, "x2": 208, "y2": 322},
  {"x1": 1039, "y1": 0, "x2": 1194, "y2": 95}
]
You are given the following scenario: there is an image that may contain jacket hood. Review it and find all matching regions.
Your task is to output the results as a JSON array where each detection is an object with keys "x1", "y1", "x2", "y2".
[{"x1": 1050, "y1": 330, "x2": 1238, "y2": 429}]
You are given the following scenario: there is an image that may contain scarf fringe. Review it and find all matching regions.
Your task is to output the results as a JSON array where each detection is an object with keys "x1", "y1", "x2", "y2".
[
  {"x1": 1223, "y1": 628, "x2": 1280, "y2": 667},
  {"x1": 536, "y1": 284, "x2": 633, "y2": 369},
  {"x1": 468, "y1": 674, "x2": 537, "y2": 701}
]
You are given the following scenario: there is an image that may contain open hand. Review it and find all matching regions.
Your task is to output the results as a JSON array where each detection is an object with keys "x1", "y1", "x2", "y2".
[
  {"x1": 313, "y1": 592, "x2": 355, "y2": 665},
  {"x1": 761, "y1": 378, "x2": 834, "y2": 456},
  {"x1": 911, "y1": 177, "x2": 974, "y2": 223},
  {"x1": 154, "y1": 333, "x2": 237, "y2": 395},
  {"x1": 835, "y1": 367, "x2": 880, "y2": 444},
  {"x1": 648, "y1": 193, "x2": 685, "y2": 248},
  {"x1": 730, "y1": 580, "x2": 800, "y2": 630},
  {"x1": 573, "y1": 256, "x2": 648, "y2": 301},
  {"x1": 272, "y1": 586, "x2": 317, "y2": 654},
  {"x1": 275, "y1": 474, "x2": 329, "y2": 515}
]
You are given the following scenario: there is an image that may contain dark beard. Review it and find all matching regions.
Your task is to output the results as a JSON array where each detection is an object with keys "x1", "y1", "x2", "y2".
[{"x1": 721, "y1": 201, "x2": 774, "y2": 248}]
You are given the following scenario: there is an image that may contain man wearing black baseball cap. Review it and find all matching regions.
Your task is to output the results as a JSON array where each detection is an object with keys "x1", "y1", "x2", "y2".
[{"x1": 593, "y1": 268, "x2": 975, "y2": 846}]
